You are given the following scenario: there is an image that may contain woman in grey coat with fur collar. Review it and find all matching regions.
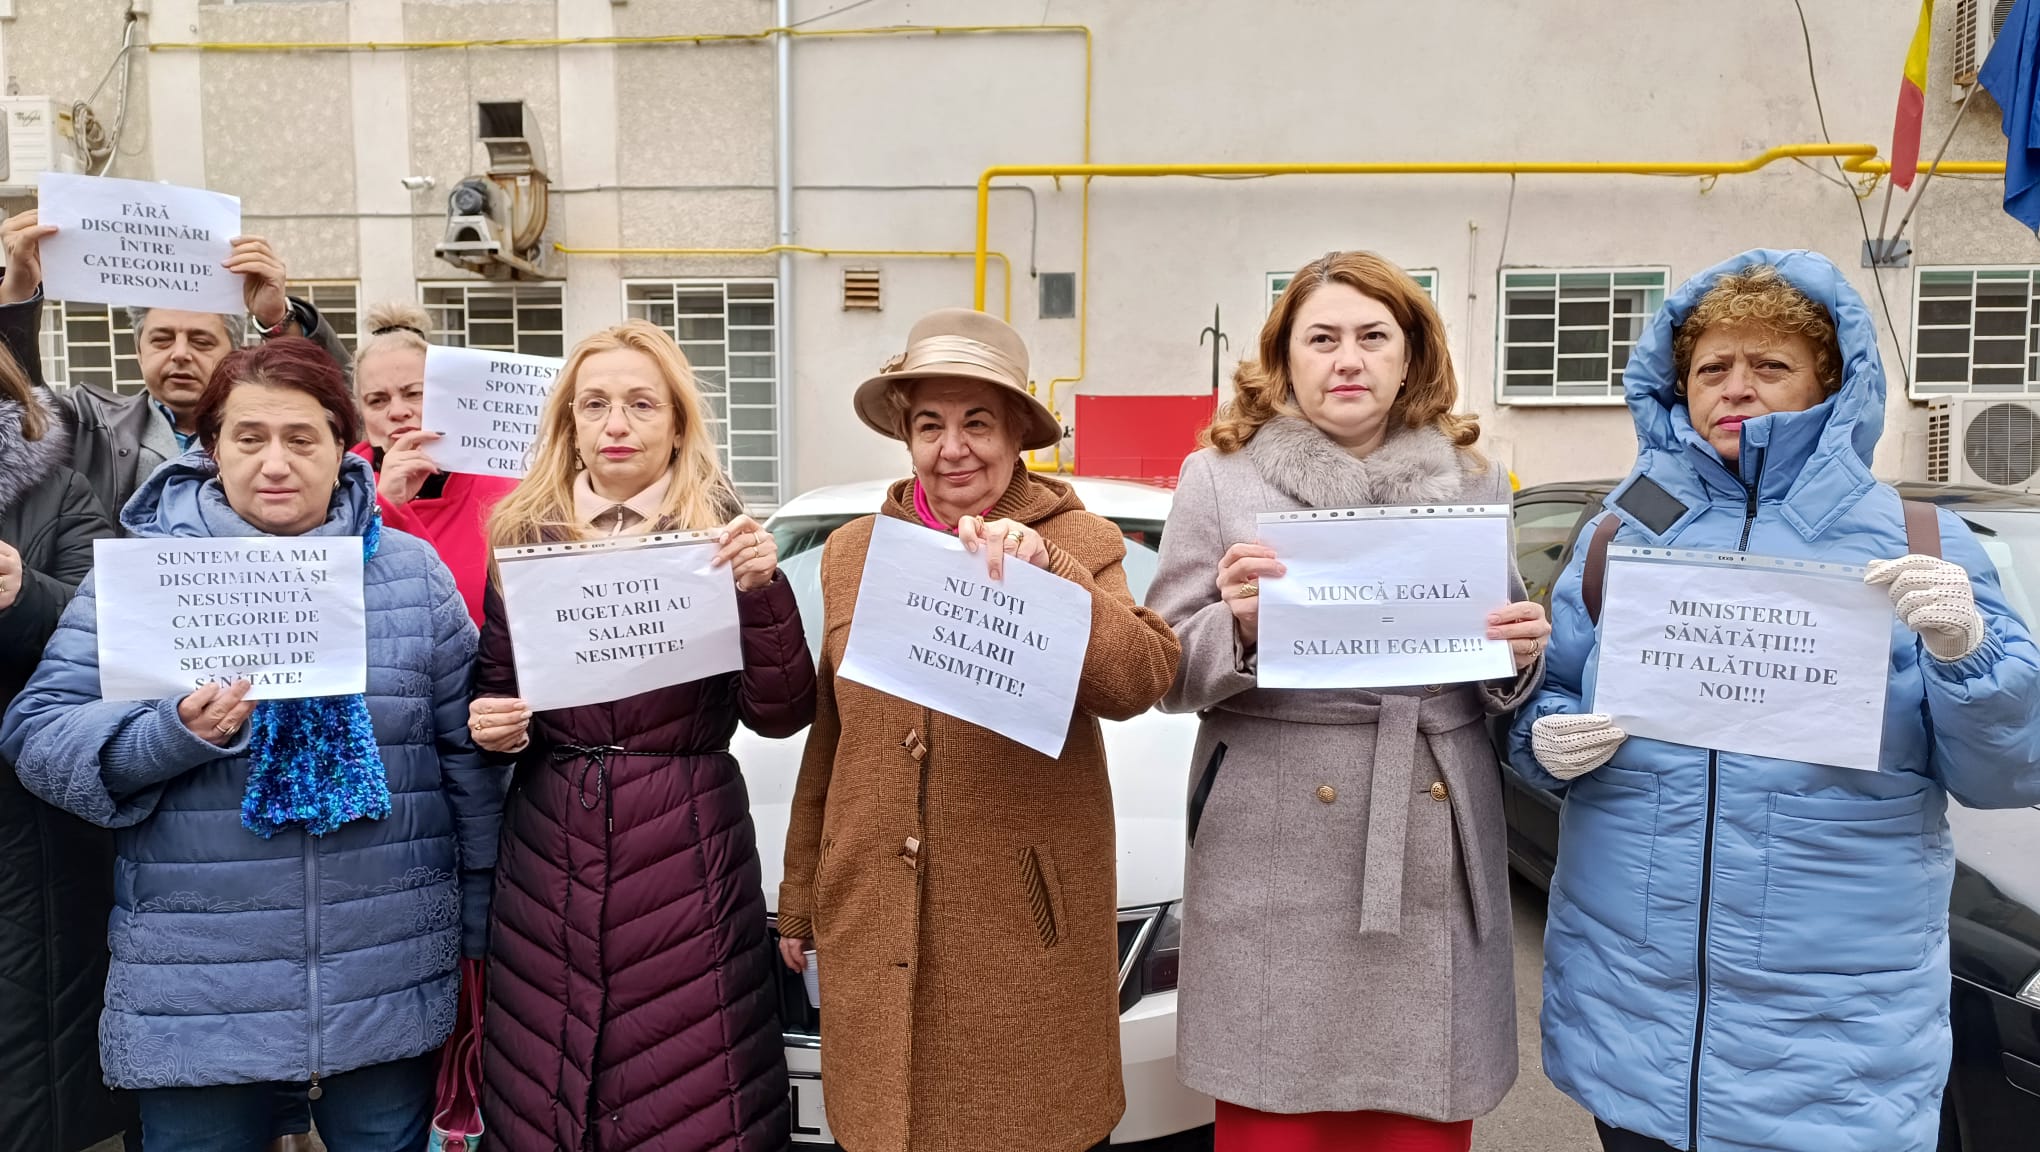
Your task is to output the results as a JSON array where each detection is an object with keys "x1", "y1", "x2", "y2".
[{"x1": 1146, "y1": 252, "x2": 1548, "y2": 1152}]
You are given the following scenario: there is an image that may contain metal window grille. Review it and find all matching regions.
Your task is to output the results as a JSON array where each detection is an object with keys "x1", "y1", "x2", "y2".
[
  {"x1": 39, "y1": 301, "x2": 144, "y2": 392},
  {"x1": 1267, "y1": 268, "x2": 1438, "y2": 312},
  {"x1": 1497, "y1": 267, "x2": 1666, "y2": 404},
  {"x1": 624, "y1": 278, "x2": 781, "y2": 510},
  {"x1": 419, "y1": 282, "x2": 565, "y2": 357},
  {"x1": 40, "y1": 280, "x2": 360, "y2": 392},
  {"x1": 1913, "y1": 267, "x2": 2040, "y2": 397}
]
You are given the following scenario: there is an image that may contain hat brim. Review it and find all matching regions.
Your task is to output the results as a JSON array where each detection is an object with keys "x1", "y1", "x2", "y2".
[{"x1": 853, "y1": 364, "x2": 1062, "y2": 452}]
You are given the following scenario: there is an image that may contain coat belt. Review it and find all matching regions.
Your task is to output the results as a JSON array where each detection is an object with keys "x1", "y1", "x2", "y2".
[{"x1": 1215, "y1": 686, "x2": 1493, "y2": 940}]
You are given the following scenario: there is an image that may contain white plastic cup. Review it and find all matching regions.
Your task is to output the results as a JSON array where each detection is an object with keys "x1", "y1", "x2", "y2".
[{"x1": 802, "y1": 949, "x2": 821, "y2": 1008}]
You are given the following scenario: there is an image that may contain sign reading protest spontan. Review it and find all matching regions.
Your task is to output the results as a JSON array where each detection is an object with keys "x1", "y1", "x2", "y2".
[
  {"x1": 1256, "y1": 505, "x2": 1517, "y2": 689},
  {"x1": 837, "y1": 514, "x2": 1093, "y2": 758},
  {"x1": 93, "y1": 537, "x2": 367, "y2": 702},
  {"x1": 1590, "y1": 546, "x2": 1894, "y2": 771},
  {"x1": 420, "y1": 345, "x2": 562, "y2": 479},
  {"x1": 38, "y1": 172, "x2": 245, "y2": 314},
  {"x1": 494, "y1": 531, "x2": 743, "y2": 712}
]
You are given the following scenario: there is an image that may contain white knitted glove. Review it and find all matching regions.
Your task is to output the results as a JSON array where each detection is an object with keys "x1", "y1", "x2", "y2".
[
  {"x1": 1530, "y1": 713, "x2": 1628, "y2": 781},
  {"x1": 1865, "y1": 554, "x2": 1985, "y2": 662}
]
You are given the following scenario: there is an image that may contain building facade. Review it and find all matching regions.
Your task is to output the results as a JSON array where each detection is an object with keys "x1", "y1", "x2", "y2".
[{"x1": 5, "y1": 0, "x2": 2034, "y2": 506}]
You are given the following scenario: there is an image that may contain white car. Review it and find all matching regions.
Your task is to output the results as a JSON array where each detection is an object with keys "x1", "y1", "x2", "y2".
[{"x1": 734, "y1": 476, "x2": 1215, "y2": 1148}]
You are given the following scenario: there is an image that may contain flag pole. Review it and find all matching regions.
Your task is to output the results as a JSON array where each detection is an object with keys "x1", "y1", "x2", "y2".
[
  {"x1": 1873, "y1": 171, "x2": 1900, "y2": 260},
  {"x1": 1883, "y1": 81, "x2": 1983, "y2": 259}
]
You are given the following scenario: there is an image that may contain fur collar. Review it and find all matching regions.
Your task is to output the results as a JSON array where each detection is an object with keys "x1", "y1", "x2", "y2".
[
  {"x1": 1245, "y1": 414, "x2": 1469, "y2": 508},
  {"x1": 0, "y1": 391, "x2": 72, "y2": 516}
]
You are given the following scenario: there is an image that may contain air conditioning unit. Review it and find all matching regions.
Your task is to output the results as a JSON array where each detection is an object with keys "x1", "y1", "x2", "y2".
[
  {"x1": 1927, "y1": 397, "x2": 2040, "y2": 488},
  {"x1": 1951, "y1": 0, "x2": 2020, "y2": 98},
  {"x1": 0, "y1": 98, "x2": 67, "y2": 195}
]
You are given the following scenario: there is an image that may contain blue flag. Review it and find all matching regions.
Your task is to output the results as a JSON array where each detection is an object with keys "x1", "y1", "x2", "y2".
[{"x1": 1981, "y1": 0, "x2": 2040, "y2": 229}]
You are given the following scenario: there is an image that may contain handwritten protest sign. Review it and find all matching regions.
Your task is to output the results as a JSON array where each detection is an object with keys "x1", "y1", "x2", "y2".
[
  {"x1": 420, "y1": 345, "x2": 562, "y2": 479},
  {"x1": 1590, "y1": 546, "x2": 1894, "y2": 771},
  {"x1": 93, "y1": 537, "x2": 366, "y2": 702},
  {"x1": 38, "y1": 173, "x2": 245, "y2": 314},
  {"x1": 838, "y1": 514, "x2": 1092, "y2": 757},
  {"x1": 493, "y1": 531, "x2": 743, "y2": 711},
  {"x1": 1256, "y1": 505, "x2": 1516, "y2": 689}
]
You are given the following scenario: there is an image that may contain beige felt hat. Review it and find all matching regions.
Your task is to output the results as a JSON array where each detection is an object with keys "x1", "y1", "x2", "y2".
[{"x1": 852, "y1": 307, "x2": 1061, "y2": 451}]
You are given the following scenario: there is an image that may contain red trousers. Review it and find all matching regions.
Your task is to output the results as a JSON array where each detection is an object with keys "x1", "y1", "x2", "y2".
[{"x1": 1215, "y1": 1101, "x2": 1475, "y2": 1152}]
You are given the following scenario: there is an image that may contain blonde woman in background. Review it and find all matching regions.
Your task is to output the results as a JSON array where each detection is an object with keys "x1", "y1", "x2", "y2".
[
  {"x1": 468, "y1": 321, "x2": 816, "y2": 1151},
  {"x1": 349, "y1": 301, "x2": 517, "y2": 624}
]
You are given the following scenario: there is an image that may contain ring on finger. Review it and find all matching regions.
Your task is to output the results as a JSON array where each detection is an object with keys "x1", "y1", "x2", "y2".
[{"x1": 1236, "y1": 581, "x2": 1259, "y2": 599}]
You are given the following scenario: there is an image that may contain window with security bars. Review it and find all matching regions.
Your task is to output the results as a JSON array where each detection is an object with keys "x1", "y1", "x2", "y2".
[
  {"x1": 1268, "y1": 268, "x2": 1437, "y2": 312},
  {"x1": 624, "y1": 279, "x2": 780, "y2": 509},
  {"x1": 419, "y1": 282, "x2": 564, "y2": 358},
  {"x1": 1912, "y1": 267, "x2": 2040, "y2": 397},
  {"x1": 1497, "y1": 268, "x2": 1666, "y2": 404},
  {"x1": 39, "y1": 280, "x2": 361, "y2": 392}
]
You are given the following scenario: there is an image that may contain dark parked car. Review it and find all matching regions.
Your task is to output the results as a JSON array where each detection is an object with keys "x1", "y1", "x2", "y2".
[{"x1": 1502, "y1": 481, "x2": 2040, "y2": 1152}]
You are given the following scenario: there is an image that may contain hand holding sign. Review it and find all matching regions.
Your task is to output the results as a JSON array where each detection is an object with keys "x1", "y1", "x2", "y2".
[
  {"x1": 0, "y1": 210, "x2": 55, "y2": 307},
  {"x1": 177, "y1": 679, "x2": 256, "y2": 746},
  {"x1": 224, "y1": 236, "x2": 291, "y2": 330},
  {"x1": 378, "y1": 430, "x2": 443, "y2": 508},
  {"x1": 713, "y1": 514, "x2": 779, "y2": 592},
  {"x1": 1218, "y1": 542, "x2": 1286, "y2": 646},
  {"x1": 957, "y1": 515, "x2": 1051, "y2": 580}
]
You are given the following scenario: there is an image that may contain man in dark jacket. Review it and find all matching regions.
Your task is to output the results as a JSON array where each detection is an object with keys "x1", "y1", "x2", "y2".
[{"x1": 0, "y1": 208, "x2": 355, "y2": 518}]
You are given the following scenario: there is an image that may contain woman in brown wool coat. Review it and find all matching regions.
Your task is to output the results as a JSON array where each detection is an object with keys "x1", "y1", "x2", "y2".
[{"x1": 774, "y1": 307, "x2": 1182, "y2": 1152}]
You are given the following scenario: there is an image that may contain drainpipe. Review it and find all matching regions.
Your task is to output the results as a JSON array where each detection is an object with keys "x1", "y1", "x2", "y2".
[{"x1": 774, "y1": 0, "x2": 794, "y2": 507}]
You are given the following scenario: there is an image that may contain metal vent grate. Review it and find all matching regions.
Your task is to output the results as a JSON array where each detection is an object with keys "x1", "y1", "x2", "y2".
[
  {"x1": 1964, "y1": 402, "x2": 2040, "y2": 486},
  {"x1": 842, "y1": 268, "x2": 881, "y2": 311},
  {"x1": 1927, "y1": 402, "x2": 1953, "y2": 482},
  {"x1": 1955, "y1": 0, "x2": 1982, "y2": 86}
]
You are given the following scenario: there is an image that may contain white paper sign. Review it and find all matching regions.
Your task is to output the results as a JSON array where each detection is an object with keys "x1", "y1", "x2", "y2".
[
  {"x1": 420, "y1": 345, "x2": 562, "y2": 479},
  {"x1": 494, "y1": 531, "x2": 744, "y2": 712},
  {"x1": 838, "y1": 514, "x2": 1093, "y2": 757},
  {"x1": 38, "y1": 173, "x2": 245, "y2": 314},
  {"x1": 1256, "y1": 505, "x2": 1517, "y2": 689},
  {"x1": 1590, "y1": 547, "x2": 1894, "y2": 771},
  {"x1": 93, "y1": 536, "x2": 367, "y2": 702}
]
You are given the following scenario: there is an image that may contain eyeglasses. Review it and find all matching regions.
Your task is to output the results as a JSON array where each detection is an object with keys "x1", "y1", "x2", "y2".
[{"x1": 574, "y1": 396, "x2": 671, "y2": 423}]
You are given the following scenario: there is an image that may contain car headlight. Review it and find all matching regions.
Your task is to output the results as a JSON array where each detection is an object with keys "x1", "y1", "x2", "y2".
[{"x1": 2019, "y1": 969, "x2": 2040, "y2": 1010}]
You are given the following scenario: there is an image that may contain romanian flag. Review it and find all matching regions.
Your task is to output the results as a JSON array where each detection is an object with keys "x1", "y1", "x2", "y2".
[{"x1": 1892, "y1": 0, "x2": 1935, "y2": 190}]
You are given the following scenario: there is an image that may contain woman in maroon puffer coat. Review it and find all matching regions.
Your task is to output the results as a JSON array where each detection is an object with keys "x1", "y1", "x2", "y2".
[{"x1": 468, "y1": 321, "x2": 817, "y2": 1151}]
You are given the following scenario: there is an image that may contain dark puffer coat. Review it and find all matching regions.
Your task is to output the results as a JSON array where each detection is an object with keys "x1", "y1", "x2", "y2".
[
  {"x1": 0, "y1": 395, "x2": 128, "y2": 1152},
  {"x1": 478, "y1": 569, "x2": 817, "y2": 1152}
]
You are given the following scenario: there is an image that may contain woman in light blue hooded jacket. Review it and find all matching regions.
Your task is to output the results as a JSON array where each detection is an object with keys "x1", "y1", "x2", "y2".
[{"x1": 1507, "y1": 249, "x2": 2040, "y2": 1152}]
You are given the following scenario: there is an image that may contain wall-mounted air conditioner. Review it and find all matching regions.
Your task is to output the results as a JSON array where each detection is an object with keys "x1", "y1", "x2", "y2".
[
  {"x1": 1951, "y1": 0, "x2": 2020, "y2": 98},
  {"x1": 1927, "y1": 397, "x2": 2040, "y2": 488},
  {"x1": 0, "y1": 99, "x2": 66, "y2": 195}
]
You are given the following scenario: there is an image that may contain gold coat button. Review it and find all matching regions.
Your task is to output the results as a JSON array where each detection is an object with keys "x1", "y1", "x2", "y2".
[
  {"x1": 1316, "y1": 784, "x2": 1337, "y2": 804},
  {"x1": 1429, "y1": 781, "x2": 1450, "y2": 802}
]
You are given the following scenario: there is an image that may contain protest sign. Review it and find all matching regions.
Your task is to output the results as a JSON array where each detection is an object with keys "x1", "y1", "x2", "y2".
[
  {"x1": 420, "y1": 345, "x2": 562, "y2": 479},
  {"x1": 1256, "y1": 505, "x2": 1517, "y2": 689},
  {"x1": 838, "y1": 515, "x2": 1093, "y2": 757},
  {"x1": 94, "y1": 536, "x2": 367, "y2": 702},
  {"x1": 1590, "y1": 546, "x2": 1894, "y2": 771},
  {"x1": 493, "y1": 531, "x2": 744, "y2": 711},
  {"x1": 38, "y1": 173, "x2": 245, "y2": 314}
]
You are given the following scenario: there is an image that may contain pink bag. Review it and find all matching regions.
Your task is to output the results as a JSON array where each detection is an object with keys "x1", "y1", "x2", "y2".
[{"x1": 428, "y1": 958, "x2": 486, "y2": 1152}]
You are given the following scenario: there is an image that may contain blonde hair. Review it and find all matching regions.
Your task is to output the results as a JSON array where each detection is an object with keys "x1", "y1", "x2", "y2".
[
  {"x1": 488, "y1": 320, "x2": 741, "y2": 553},
  {"x1": 1672, "y1": 265, "x2": 1843, "y2": 395},
  {"x1": 1204, "y1": 250, "x2": 1479, "y2": 456},
  {"x1": 355, "y1": 300, "x2": 433, "y2": 377},
  {"x1": 0, "y1": 342, "x2": 44, "y2": 441}
]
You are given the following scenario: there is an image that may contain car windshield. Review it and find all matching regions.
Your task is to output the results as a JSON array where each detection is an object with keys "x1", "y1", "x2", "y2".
[
  {"x1": 770, "y1": 512, "x2": 1163, "y2": 659},
  {"x1": 1952, "y1": 508, "x2": 2040, "y2": 628}
]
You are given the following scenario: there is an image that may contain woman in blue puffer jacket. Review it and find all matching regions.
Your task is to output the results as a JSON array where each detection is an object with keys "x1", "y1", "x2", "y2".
[
  {"x1": 0, "y1": 338, "x2": 504, "y2": 1152},
  {"x1": 1508, "y1": 249, "x2": 2040, "y2": 1152}
]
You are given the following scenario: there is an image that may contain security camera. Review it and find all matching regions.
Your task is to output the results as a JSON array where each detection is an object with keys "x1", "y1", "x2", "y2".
[{"x1": 399, "y1": 175, "x2": 436, "y2": 192}]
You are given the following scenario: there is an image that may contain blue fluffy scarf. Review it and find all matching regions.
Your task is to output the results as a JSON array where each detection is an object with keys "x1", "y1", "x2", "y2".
[{"x1": 240, "y1": 514, "x2": 392, "y2": 838}]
